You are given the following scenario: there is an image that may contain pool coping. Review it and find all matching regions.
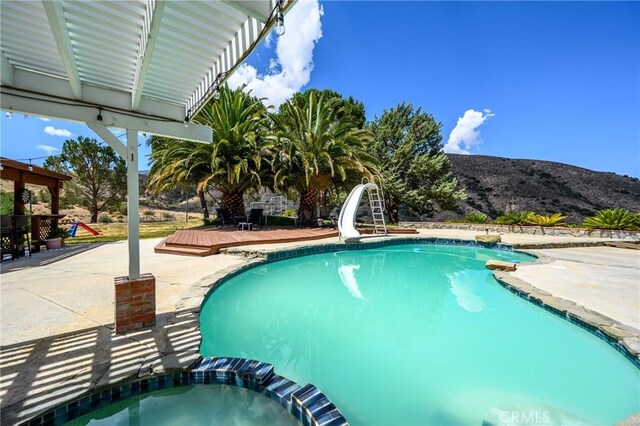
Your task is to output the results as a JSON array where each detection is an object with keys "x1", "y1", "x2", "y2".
[
  {"x1": 26, "y1": 356, "x2": 347, "y2": 426},
  {"x1": 492, "y1": 271, "x2": 640, "y2": 368}
]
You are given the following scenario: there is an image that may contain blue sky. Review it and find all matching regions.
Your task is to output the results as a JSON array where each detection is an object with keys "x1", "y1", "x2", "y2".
[{"x1": 2, "y1": 1, "x2": 639, "y2": 177}]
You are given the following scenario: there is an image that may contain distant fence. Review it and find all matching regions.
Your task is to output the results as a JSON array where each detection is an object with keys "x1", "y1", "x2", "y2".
[{"x1": 399, "y1": 221, "x2": 640, "y2": 241}]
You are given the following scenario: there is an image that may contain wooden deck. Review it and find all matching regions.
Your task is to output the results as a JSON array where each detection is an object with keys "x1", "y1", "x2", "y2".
[{"x1": 155, "y1": 227, "x2": 339, "y2": 256}]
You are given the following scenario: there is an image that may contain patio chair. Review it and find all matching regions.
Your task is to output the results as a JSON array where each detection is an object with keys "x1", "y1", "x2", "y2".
[{"x1": 248, "y1": 208, "x2": 264, "y2": 226}]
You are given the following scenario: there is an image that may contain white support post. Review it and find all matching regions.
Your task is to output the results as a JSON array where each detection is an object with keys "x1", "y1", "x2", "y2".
[{"x1": 126, "y1": 129, "x2": 141, "y2": 280}]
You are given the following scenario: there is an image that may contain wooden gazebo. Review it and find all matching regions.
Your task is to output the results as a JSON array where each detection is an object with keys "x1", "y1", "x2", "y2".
[{"x1": 0, "y1": 157, "x2": 72, "y2": 252}]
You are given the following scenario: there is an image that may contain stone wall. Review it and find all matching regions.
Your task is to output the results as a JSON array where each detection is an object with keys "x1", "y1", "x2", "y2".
[{"x1": 399, "y1": 221, "x2": 640, "y2": 241}]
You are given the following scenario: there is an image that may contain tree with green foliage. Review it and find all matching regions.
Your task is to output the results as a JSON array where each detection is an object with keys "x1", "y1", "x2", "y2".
[
  {"x1": 148, "y1": 85, "x2": 270, "y2": 218},
  {"x1": 271, "y1": 91, "x2": 377, "y2": 226},
  {"x1": 369, "y1": 103, "x2": 466, "y2": 223},
  {"x1": 279, "y1": 89, "x2": 367, "y2": 218},
  {"x1": 282, "y1": 89, "x2": 367, "y2": 129},
  {"x1": 44, "y1": 136, "x2": 126, "y2": 223}
]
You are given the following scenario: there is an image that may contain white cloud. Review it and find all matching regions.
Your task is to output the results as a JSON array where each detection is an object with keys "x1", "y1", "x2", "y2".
[
  {"x1": 36, "y1": 144, "x2": 58, "y2": 154},
  {"x1": 44, "y1": 126, "x2": 72, "y2": 137},
  {"x1": 444, "y1": 109, "x2": 495, "y2": 155},
  {"x1": 39, "y1": 117, "x2": 50, "y2": 121},
  {"x1": 227, "y1": 0, "x2": 323, "y2": 109}
]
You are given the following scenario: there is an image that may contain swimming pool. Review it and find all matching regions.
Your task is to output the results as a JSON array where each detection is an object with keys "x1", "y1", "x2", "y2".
[{"x1": 200, "y1": 244, "x2": 640, "y2": 425}]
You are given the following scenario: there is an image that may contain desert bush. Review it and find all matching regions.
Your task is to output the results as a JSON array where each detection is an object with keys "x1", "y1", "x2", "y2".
[
  {"x1": 582, "y1": 209, "x2": 635, "y2": 230},
  {"x1": 464, "y1": 212, "x2": 489, "y2": 223},
  {"x1": 495, "y1": 211, "x2": 534, "y2": 225},
  {"x1": 98, "y1": 214, "x2": 112, "y2": 224},
  {"x1": 526, "y1": 213, "x2": 567, "y2": 227},
  {"x1": 162, "y1": 211, "x2": 175, "y2": 221},
  {"x1": 143, "y1": 209, "x2": 155, "y2": 217}
]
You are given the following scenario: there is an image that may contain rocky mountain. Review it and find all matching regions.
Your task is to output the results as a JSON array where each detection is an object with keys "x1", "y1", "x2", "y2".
[{"x1": 445, "y1": 154, "x2": 640, "y2": 223}]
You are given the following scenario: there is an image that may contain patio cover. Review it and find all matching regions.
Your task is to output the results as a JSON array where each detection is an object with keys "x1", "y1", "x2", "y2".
[{"x1": 0, "y1": 0, "x2": 295, "y2": 279}]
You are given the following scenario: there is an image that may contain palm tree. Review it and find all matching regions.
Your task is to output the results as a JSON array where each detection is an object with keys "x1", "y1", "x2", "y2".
[
  {"x1": 147, "y1": 85, "x2": 270, "y2": 218},
  {"x1": 271, "y1": 91, "x2": 378, "y2": 226}
]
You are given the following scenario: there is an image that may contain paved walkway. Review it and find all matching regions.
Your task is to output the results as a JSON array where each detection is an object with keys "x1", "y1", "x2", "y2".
[
  {"x1": 512, "y1": 247, "x2": 640, "y2": 329},
  {"x1": 1, "y1": 239, "x2": 245, "y2": 346},
  {"x1": 1, "y1": 229, "x2": 638, "y2": 423}
]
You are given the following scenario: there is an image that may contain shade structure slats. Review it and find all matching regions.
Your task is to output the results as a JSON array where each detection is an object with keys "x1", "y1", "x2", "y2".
[{"x1": 1, "y1": 0, "x2": 296, "y2": 124}]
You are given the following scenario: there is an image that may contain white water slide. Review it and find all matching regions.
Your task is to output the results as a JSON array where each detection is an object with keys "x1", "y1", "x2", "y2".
[{"x1": 338, "y1": 183, "x2": 387, "y2": 241}]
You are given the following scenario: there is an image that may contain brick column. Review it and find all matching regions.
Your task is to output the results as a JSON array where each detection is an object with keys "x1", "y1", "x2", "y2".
[{"x1": 114, "y1": 273, "x2": 156, "y2": 333}]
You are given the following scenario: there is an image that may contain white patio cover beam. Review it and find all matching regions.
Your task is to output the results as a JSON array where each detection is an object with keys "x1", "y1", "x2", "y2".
[
  {"x1": 126, "y1": 129, "x2": 141, "y2": 280},
  {"x1": 0, "y1": 51, "x2": 13, "y2": 86},
  {"x1": 1, "y1": 88, "x2": 211, "y2": 143},
  {"x1": 221, "y1": 0, "x2": 271, "y2": 23},
  {"x1": 88, "y1": 123, "x2": 141, "y2": 280},
  {"x1": 86, "y1": 123, "x2": 127, "y2": 159},
  {"x1": 41, "y1": 0, "x2": 82, "y2": 99},
  {"x1": 132, "y1": 0, "x2": 166, "y2": 110}
]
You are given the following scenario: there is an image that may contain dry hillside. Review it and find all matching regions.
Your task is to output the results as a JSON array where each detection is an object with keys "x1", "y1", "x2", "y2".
[{"x1": 447, "y1": 154, "x2": 640, "y2": 222}]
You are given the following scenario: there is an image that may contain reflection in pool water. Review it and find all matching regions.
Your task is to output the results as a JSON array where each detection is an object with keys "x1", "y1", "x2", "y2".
[{"x1": 200, "y1": 244, "x2": 640, "y2": 425}]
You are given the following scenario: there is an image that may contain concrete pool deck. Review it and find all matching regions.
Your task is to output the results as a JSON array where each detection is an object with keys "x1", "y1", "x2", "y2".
[{"x1": 1, "y1": 229, "x2": 638, "y2": 423}]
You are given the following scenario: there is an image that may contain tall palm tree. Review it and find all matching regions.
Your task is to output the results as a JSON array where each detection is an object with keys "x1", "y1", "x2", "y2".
[
  {"x1": 271, "y1": 91, "x2": 378, "y2": 226},
  {"x1": 147, "y1": 85, "x2": 270, "y2": 218}
]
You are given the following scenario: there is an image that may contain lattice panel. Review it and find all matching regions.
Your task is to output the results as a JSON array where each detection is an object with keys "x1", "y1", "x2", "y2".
[
  {"x1": 39, "y1": 219, "x2": 52, "y2": 240},
  {"x1": 1, "y1": 232, "x2": 12, "y2": 252}
]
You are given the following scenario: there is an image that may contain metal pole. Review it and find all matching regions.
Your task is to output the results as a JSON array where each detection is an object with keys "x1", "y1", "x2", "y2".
[{"x1": 126, "y1": 129, "x2": 140, "y2": 280}]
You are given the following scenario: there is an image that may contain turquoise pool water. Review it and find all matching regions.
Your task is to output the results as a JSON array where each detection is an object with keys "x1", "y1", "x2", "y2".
[
  {"x1": 200, "y1": 244, "x2": 640, "y2": 425},
  {"x1": 67, "y1": 384, "x2": 299, "y2": 425}
]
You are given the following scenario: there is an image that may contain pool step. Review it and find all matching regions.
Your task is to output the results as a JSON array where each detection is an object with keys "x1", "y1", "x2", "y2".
[{"x1": 154, "y1": 238, "x2": 213, "y2": 256}]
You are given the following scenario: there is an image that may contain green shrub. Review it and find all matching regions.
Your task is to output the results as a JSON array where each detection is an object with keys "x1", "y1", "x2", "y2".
[
  {"x1": 464, "y1": 212, "x2": 489, "y2": 223},
  {"x1": 283, "y1": 208, "x2": 296, "y2": 217},
  {"x1": 48, "y1": 227, "x2": 70, "y2": 239},
  {"x1": 265, "y1": 215, "x2": 296, "y2": 226},
  {"x1": 143, "y1": 209, "x2": 155, "y2": 217},
  {"x1": 162, "y1": 212, "x2": 175, "y2": 220},
  {"x1": 526, "y1": 213, "x2": 567, "y2": 227},
  {"x1": 38, "y1": 188, "x2": 52, "y2": 204},
  {"x1": 495, "y1": 211, "x2": 534, "y2": 225},
  {"x1": 98, "y1": 214, "x2": 112, "y2": 224},
  {"x1": 204, "y1": 218, "x2": 222, "y2": 226},
  {"x1": 582, "y1": 209, "x2": 635, "y2": 230},
  {"x1": 0, "y1": 190, "x2": 13, "y2": 216},
  {"x1": 631, "y1": 213, "x2": 640, "y2": 230}
]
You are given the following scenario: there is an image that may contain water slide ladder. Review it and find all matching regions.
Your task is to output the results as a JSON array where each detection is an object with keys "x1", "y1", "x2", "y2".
[
  {"x1": 338, "y1": 181, "x2": 388, "y2": 241},
  {"x1": 367, "y1": 186, "x2": 387, "y2": 236}
]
